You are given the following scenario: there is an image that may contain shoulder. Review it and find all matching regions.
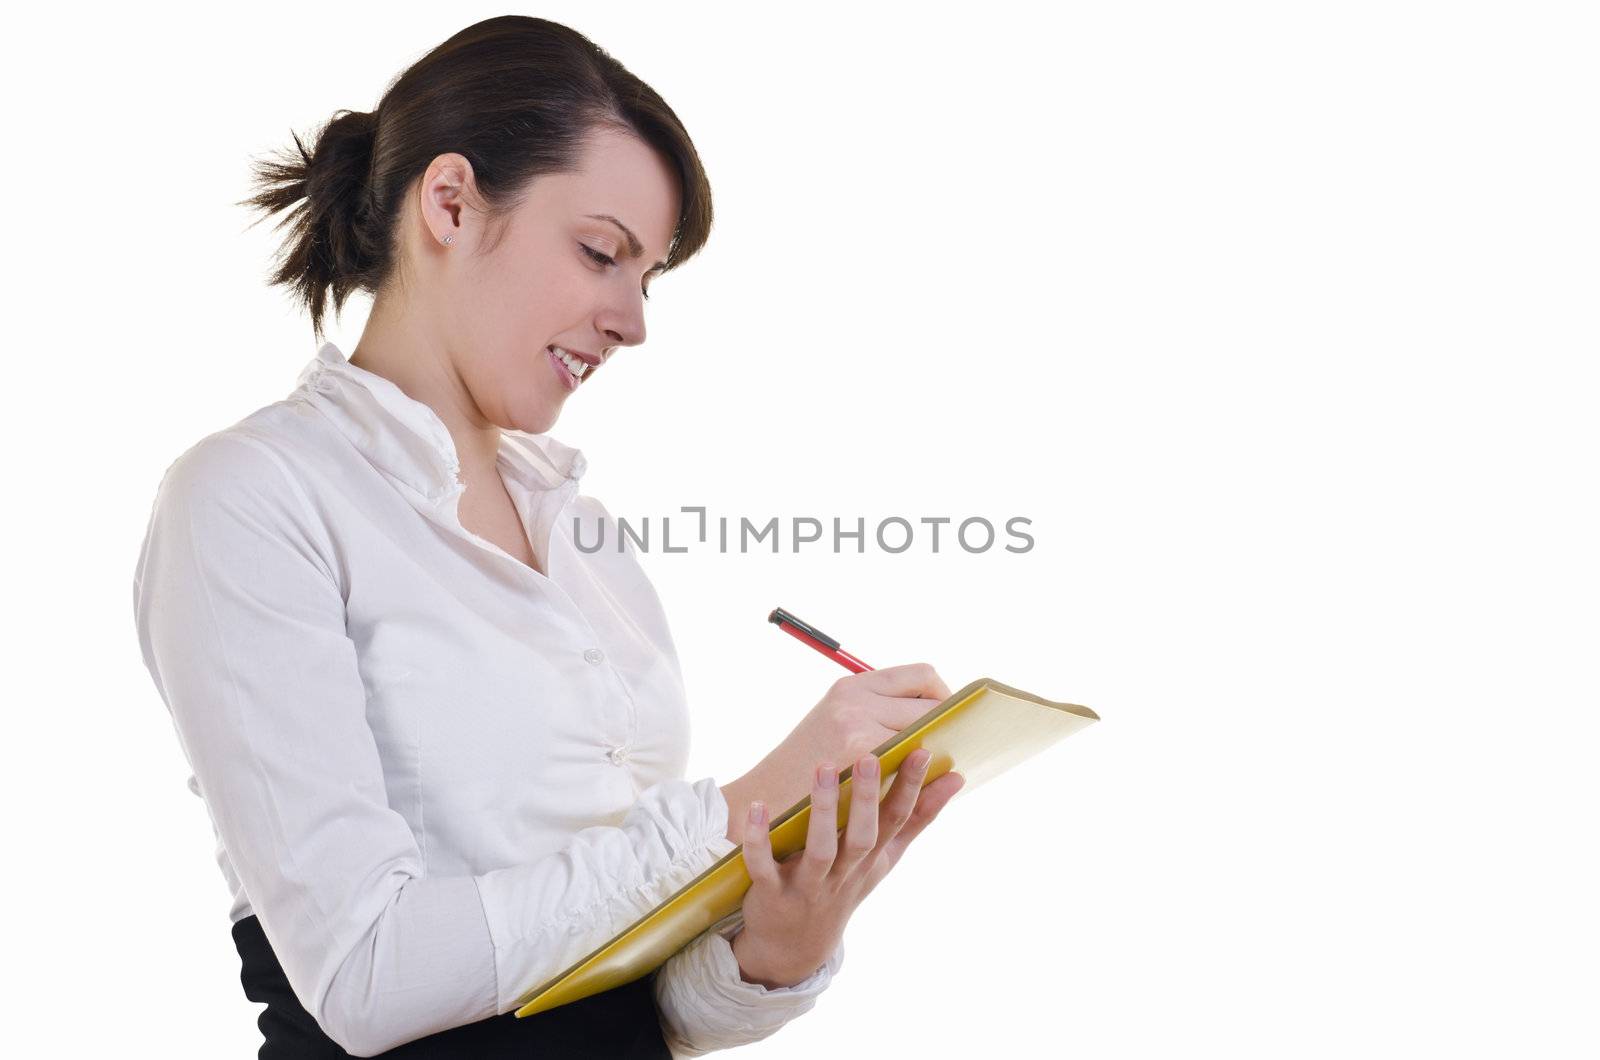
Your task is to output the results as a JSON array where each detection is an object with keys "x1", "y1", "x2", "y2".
[
  {"x1": 157, "y1": 415, "x2": 304, "y2": 512},
  {"x1": 139, "y1": 409, "x2": 343, "y2": 588},
  {"x1": 156, "y1": 393, "x2": 347, "y2": 505},
  {"x1": 146, "y1": 402, "x2": 340, "y2": 561}
]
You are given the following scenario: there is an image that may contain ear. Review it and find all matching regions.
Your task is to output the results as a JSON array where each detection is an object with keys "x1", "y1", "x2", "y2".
[{"x1": 416, "y1": 152, "x2": 480, "y2": 247}]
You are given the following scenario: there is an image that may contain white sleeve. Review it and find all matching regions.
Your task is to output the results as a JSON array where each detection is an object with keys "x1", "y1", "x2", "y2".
[
  {"x1": 653, "y1": 864, "x2": 847, "y2": 1058},
  {"x1": 131, "y1": 432, "x2": 746, "y2": 1056}
]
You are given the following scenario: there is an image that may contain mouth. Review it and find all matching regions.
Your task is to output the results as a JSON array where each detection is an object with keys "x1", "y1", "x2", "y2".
[{"x1": 547, "y1": 345, "x2": 598, "y2": 392}]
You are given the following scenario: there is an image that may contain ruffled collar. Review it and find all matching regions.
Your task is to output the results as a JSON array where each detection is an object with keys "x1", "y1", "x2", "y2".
[{"x1": 294, "y1": 341, "x2": 587, "y2": 502}]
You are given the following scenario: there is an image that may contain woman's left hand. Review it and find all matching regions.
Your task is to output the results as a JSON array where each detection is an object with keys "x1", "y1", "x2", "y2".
[{"x1": 729, "y1": 747, "x2": 965, "y2": 988}]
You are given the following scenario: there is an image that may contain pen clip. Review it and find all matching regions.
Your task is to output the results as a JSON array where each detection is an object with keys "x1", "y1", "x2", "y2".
[{"x1": 767, "y1": 607, "x2": 842, "y2": 651}]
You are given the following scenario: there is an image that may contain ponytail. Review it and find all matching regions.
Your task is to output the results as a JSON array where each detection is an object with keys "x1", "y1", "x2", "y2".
[{"x1": 239, "y1": 109, "x2": 380, "y2": 339}]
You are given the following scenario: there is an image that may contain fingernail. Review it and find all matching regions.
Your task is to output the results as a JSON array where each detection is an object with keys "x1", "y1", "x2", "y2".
[
  {"x1": 860, "y1": 755, "x2": 877, "y2": 778},
  {"x1": 749, "y1": 801, "x2": 764, "y2": 823},
  {"x1": 819, "y1": 763, "x2": 837, "y2": 788},
  {"x1": 912, "y1": 749, "x2": 932, "y2": 770}
]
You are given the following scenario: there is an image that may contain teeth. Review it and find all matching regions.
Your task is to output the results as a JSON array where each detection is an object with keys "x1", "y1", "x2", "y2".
[{"x1": 551, "y1": 346, "x2": 589, "y2": 379}]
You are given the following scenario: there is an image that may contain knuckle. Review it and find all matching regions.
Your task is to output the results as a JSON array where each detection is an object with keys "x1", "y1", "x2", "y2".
[
  {"x1": 843, "y1": 836, "x2": 875, "y2": 857},
  {"x1": 829, "y1": 697, "x2": 864, "y2": 729},
  {"x1": 803, "y1": 847, "x2": 834, "y2": 869}
]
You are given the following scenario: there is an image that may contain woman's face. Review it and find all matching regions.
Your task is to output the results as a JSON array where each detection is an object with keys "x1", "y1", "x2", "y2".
[{"x1": 428, "y1": 126, "x2": 681, "y2": 436}]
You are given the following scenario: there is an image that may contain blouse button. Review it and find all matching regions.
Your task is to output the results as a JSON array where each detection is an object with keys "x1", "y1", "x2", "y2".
[
  {"x1": 583, "y1": 647, "x2": 605, "y2": 665},
  {"x1": 607, "y1": 745, "x2": 629, "y2": 765}
]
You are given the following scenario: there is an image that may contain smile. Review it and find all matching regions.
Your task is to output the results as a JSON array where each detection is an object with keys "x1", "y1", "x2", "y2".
[{"x1": 547, "y1": 346, "x2": 592, "y2": 391}]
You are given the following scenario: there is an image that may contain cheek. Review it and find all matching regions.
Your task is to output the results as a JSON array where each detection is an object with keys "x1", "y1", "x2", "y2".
[
  {"x1": 482, "y1": 263, "x2": 586, "y2": 343},
  {"x1": 475, "y1": 292, "x2": 550, "y2": 370}
]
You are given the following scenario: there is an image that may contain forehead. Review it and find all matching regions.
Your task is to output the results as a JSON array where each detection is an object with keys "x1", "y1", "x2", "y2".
[{"x1": 519, "y1": 127, "x2": 681, "y2": 263}]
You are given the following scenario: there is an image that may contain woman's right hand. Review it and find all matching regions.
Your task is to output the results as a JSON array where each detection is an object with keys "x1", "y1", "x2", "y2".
[{"x1": 719, "y1": 663, "x2": 953, "y2": 844}]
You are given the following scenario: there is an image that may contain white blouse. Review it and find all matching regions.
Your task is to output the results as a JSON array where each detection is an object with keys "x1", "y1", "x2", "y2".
[{"x1": 131, "y1": 341, "x2": 843, "y2": 1057}]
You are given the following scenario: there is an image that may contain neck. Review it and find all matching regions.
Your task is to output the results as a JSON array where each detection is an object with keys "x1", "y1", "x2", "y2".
[{"x1": 348, "y1": 296, "x2": 501, "y2": 486}]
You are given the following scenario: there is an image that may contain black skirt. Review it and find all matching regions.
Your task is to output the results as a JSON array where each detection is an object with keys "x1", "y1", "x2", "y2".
[{"x1": 231, "y1": 914, "x2": 673, "y2": 1058}]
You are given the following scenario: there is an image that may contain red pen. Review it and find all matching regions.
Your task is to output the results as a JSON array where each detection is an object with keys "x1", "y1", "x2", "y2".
[{"x1": 768, "y1": 607, "x2": 875, "y2": 673}]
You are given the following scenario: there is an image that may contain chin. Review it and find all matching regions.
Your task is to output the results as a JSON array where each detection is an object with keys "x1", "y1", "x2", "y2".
[{"x1": 517, "y1": 402, "x2": 562, "y2": 436}]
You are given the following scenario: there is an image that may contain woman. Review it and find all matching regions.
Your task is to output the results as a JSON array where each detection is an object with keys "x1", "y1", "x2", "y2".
[{"x1": 131, "y1": 15, "x2": 964, "y2": 1059}]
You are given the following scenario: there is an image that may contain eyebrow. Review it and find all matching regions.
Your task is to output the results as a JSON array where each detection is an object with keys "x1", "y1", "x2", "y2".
[{"x1": 585, "y1": 214, "x2": 669, "y2": 273}]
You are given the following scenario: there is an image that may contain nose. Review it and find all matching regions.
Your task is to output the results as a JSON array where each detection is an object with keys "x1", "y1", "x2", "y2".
[{"x1": 596, "y1": 292, "x2": 647, "y2": 353}]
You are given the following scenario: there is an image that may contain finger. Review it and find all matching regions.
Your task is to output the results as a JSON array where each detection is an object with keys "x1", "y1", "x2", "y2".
[
  {"x1": 836, "y1": 753, "x2": 882, "y2": 877},
  {"x1": 855, "y1": 662, "x2": 952, "y2": 703},
  {"x1": 741, "y1": 800, "x2": 780, "y2": 887},
  {"x1": 873, "y1": 748, "x2": 934, "y2": 855},
  {"x1": 864, "y1": 771, "x2": 960, "y2": 896},
  {"x1": 860, "y1": 770, "x2": 965, "y2": 894},
  {"x1": 793, "y1": 761, "x2": 840, "y2": 893},
  {"x1": 889, "y1": 771, "x2": 965, "y2": 854}
]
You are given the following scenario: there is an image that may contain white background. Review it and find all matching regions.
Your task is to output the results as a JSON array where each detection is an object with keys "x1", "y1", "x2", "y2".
[{"x1": 5, "y1": 1, "x2": 1596, "y2": 1056}]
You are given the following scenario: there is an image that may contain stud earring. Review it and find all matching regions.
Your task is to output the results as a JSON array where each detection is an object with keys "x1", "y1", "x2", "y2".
[{"x1": 442, "y1": 234, "x2": 455, "y2": 246}]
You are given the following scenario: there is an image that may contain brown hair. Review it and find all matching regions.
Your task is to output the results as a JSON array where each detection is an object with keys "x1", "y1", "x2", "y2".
[{"x1": 239, "y1": 15, "x2": 714, "y2": 337}]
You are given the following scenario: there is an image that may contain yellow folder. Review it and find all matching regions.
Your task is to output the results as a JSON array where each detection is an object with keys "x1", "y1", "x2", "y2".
[{"x1": 513, "y1": 677, "x2": 1099, "y2": 1017}]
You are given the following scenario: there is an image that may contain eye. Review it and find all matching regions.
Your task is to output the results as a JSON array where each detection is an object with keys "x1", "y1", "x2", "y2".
[
  {"x1": 579, "y1": 243, "x2": 616, "y2": 268},
  {"x1": 580, "y1": 242, "x2": 652, "y2": 301}
]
